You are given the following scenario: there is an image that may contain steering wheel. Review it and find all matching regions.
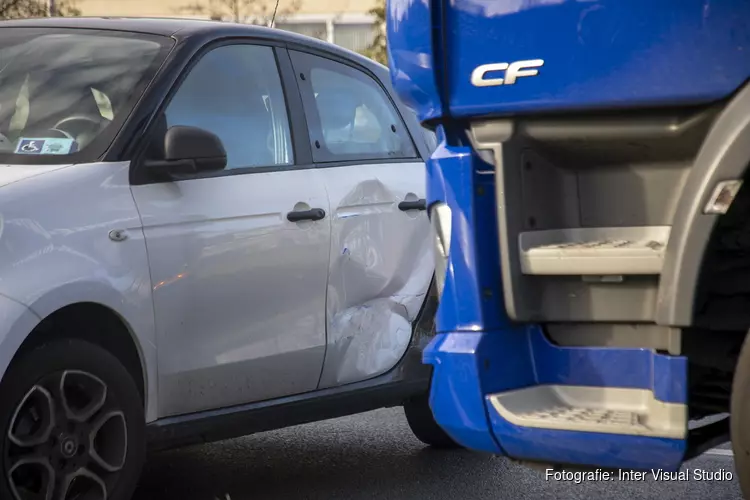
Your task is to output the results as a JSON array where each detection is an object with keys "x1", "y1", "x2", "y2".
[
  {"x1": 54, "y1": 115, "x2": 102, "y2": 133},
  {"x1": 46, "y1": 128, "x2": 75, "y2": 140},
  {"x1": 54, "y1": 115, "x2": 102, "y2": 130},
  {"x1": 49, "y1": 115, "x2": 104, "y2": 148}
]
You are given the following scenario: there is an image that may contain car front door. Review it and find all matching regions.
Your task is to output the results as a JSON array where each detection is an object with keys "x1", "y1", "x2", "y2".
[
  {"x1": 288, "y1": 49, "x2": 434, "y2": 388},
  {"x1": 131, "y1": 43, "x2": 330, "y2": 417}
]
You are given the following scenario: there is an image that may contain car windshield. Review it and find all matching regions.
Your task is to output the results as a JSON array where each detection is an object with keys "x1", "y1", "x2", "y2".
[{"x1": 0, "y1": 28, "x2": 172, "y2": 163}]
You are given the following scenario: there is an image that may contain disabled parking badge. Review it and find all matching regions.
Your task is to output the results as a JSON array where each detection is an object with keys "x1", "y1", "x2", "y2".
[
  {"x1": 15, "y1": 138, "x2": 44, "y2": 154},
  {"x1": 15, "y1": 137, "x2": 76, "y2": 155}
]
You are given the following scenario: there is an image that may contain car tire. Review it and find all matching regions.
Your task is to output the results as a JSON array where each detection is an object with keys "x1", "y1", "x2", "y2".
[
  {"x1": 0, "y1": 339, "x2": 145, "y2": 500},
  {"x1": 404, "y1": 394, "x2": 461, "y2": 449},
  {"x1": 731, "y1": 332, "x2": 750, "y2": 499}
]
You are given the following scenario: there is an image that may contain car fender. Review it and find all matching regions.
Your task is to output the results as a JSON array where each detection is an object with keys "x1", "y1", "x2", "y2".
[{"x1": 0, "y1": 162, "x2": 159, "y2": 421}]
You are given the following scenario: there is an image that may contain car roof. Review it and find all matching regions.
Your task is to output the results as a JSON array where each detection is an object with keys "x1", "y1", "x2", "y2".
[{"x1": 0, "y1": 17, "x2": 385, "y2": 73}]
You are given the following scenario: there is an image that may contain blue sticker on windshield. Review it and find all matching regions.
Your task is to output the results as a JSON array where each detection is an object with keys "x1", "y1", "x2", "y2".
[
  {"x1": 16, "y1": 139, "x2": 45, "y2": 154},
  {"x1": 15, "y1": 138, "x2": 76, "y2": 155}
]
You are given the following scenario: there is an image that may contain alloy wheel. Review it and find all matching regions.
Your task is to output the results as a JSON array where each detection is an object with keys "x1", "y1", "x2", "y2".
[{"x1": 3, "y1": 370, "x2": 128, "y2": 500}]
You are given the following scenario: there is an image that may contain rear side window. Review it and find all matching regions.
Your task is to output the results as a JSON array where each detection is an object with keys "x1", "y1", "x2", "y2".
[{"x1": 289, "y1": 50, "x2": 417, "y2": 163}]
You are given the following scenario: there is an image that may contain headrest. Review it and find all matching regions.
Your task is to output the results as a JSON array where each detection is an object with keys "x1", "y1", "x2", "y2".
[{"x1": 315, "y1": 91, "x2": 358, "y2": 130}]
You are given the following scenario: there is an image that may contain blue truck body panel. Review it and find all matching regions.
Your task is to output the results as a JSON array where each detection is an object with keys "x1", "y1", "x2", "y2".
[
  {"x1": 388, "y1": 0, "x2": 749, "y2": 471},
  {"x1": 387, "y1": 0, "x2": 750, "y2": 471},
  {"x1": 388, "y1": 0, "x2": 444, "y2": 122},
  {"x1": 389, "y1": 0, "x2": 750, "y2": 122},
  {"x1": 421, "y1": 135, "x2": 689, "y2": 469}
]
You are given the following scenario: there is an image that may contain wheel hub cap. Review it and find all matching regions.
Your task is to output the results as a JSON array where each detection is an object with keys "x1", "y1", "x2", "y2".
[{"x1": 60, "y1": 436, "x2": 78, "y2": 458}]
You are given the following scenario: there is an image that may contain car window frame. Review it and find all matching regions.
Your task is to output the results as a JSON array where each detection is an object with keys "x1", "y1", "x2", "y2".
[
  {"x1": 286, "y1": 48, "x2": 421, "y2": 167},
  {"x1": 130, "y1": 38, "x2": 313, "y2": 185}
]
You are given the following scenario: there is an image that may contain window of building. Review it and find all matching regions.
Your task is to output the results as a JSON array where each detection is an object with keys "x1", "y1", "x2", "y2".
[
  {"x1": 333, "y1": 23, "x2": 377, "y2": 52},
  {"x1": 275, "y1": 22, "x2": 327, "y2": 41}
]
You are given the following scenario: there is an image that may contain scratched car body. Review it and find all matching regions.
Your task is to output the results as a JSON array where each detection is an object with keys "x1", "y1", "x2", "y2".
[{"x1": 0, "y1": 18, "x2": 451, "y2": 500}]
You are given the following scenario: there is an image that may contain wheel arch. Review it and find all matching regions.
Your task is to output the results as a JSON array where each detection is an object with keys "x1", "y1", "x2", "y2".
[
  {"x1": 11, "y1": 302, "x2": 147, "y2": 404},
  {"x1": 0, "y1": 280, "x2": 157, "y2": 422},
  {"x1": 656, "y1": 80, "x2": 750, "y2": 327}
]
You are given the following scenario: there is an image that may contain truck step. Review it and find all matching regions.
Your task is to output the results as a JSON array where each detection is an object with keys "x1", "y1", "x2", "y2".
[
  {"x1": 487, "y1": 385, "x2": 685, "y2": 439},
  {"x1": 519, "y1": 226, "x2": 670, "y2": 275}
]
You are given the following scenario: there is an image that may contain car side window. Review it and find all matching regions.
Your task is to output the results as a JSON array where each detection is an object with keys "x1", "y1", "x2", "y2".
[
  {"x1": 289, "y1": 50, "x2": 417, "y2": 163},
  {"x1": 150, "y1": 44, "x2": 293, "y2": 171}
]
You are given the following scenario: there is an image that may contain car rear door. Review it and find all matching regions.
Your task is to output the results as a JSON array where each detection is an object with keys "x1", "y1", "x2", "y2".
[
  {"x1": 131, "y1": 42, "x2": 331, "y2": 417},
  {"x1": 287, "y1": 49, "x2": 433, "y2": 388}
]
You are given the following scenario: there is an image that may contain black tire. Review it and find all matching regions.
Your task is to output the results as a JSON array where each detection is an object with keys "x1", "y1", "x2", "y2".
[
  {"x1": 0, "y1": 339, "x2": 145, "y2": 500},
  {"x1": 732, "y1": 332, "x2": 750, "y2": 499},
  {"x1": 404, "y1": 394, "x2": 460, "y2": 449}
]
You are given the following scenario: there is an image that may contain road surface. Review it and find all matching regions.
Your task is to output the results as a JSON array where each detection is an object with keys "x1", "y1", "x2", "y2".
[{"x1": 135, "y1": 408, "x2": 741, "y2": 500}]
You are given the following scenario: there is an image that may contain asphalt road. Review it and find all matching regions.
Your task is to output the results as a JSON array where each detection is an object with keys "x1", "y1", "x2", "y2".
[{"x1": 135, "y1": 408, "x2": 742, "y2": 500}]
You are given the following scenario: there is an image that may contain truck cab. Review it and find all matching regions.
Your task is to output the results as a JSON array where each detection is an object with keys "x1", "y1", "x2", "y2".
[{"x1": 387, "y1": 0, "x2": 750, "y2": 492}]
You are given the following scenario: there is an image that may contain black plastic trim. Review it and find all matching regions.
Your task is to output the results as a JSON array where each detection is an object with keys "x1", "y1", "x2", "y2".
[
  {"x1": 147, "y1": 374, "x2": 427, "y2": 451},
  {"x1": 276, "y1": 47, "x2": 314, "y2": 166},
  {"x1": 684, "y1": 416, "x2": 730, "y2": 461},
  {"x1": 287, "y1": 208, "x2": 326, "y2": 222}
]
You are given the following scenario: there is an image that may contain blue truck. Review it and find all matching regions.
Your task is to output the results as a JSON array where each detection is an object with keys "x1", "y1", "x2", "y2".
[{"x1": 386, "y1": 0, "x2": 750, "y2": 494}]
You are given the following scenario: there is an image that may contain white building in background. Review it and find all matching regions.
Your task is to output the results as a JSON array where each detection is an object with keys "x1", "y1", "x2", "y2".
[{"x1": 75, "y1": 0, "x2": 379, "y2": 53}]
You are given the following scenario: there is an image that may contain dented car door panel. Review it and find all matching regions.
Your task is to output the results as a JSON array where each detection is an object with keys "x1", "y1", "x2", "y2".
[
  {"x1": 288, "y1": 47, "x2": 433, "y2": 388},
  {"x1": 287, "y1": 49, "x2": 432, "y2": 388},
  {"x1": 316, "y1": 163, "x2": 433, "y2": 388}
]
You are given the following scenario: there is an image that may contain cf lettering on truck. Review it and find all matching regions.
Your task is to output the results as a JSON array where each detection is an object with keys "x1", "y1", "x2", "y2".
[{"x1": 470, "y1": 60, "x2": 544, "y2": 87}]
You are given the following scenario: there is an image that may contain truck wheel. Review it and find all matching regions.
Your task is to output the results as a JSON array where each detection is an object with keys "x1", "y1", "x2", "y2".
[
  {"x1": 0, "y1": 339, "x2": 145, "y2": 500},
  {"x1": 404, "y1": 394, "x2": 460, "y2": 449},
  {"x1": 731, "y1": 332, "x2": 750, "y2": 498}
]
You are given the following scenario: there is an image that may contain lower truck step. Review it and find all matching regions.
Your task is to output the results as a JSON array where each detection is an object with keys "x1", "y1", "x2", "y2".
[
  {"x1": 426, "y1": 329, "x2": 690, "y2": 471},
  {"x1": 487, "y1": 385, "x2": 685, "y2": 438}
]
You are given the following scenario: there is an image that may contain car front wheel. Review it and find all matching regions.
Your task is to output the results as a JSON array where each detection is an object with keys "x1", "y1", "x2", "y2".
[{"x1": 0, "y1": 339, "x2": 145, "y2": 500}]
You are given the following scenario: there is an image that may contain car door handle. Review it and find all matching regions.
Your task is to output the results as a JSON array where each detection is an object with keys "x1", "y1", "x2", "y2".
[
  {"x1": 287, "y1": 208, "x2": 326, "y2": 222},
  {"x1": 398, "y1": 199, "x2": 427, "y2": 211}
]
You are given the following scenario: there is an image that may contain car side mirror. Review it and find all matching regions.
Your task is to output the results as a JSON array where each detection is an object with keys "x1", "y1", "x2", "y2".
[{"x1": 143, "y1": 125, "x2": 227, "y2": 175}]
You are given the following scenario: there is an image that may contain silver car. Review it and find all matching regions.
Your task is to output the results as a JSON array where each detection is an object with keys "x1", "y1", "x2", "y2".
[{"x1": 0, "y1": 17, "x2": 457, "y2": 500}]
